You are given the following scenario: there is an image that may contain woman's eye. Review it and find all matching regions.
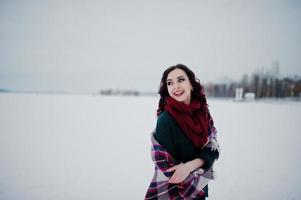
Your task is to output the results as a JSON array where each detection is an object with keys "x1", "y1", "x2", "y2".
[
  {"x1": 179, "y1": 78, "x2": 185, "y2": 82},
  {"x1": 167, "y1": 82, "x2": 173, "y2": 86}
]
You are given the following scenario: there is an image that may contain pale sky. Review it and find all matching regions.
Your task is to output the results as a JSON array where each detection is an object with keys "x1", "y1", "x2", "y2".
[{"x1": 0, "y1": 0, "x2": 300, "y2": 93}]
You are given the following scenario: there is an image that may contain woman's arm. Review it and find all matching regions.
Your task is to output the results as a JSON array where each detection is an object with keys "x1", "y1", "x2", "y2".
[
  {"x1": 198, "y1": 146, "x2": 219, "y2": 170},
  {"x1": 185, "y1": 158, "x2": 205, "y2": 172},
  {"x1": 154, "y1": 113, "x2": 176, "y2": 158},
  {"x1": 198, "y1": 112, "x2": 220, "y2": 170}
]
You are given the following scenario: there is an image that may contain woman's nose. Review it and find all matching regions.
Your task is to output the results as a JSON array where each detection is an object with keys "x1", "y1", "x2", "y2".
[{"x1": 173, "y1": 82, "x2": 180, "y2": 89}]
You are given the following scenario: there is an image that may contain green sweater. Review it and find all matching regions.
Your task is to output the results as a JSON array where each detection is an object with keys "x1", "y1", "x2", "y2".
[{"x1": 154, "y1": 111, "x2": 219, "y2": 170}]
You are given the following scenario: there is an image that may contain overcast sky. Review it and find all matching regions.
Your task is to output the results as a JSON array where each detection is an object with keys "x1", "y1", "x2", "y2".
[{"x1": 1, "y1": 0, "x2": 300, "y2": 93}]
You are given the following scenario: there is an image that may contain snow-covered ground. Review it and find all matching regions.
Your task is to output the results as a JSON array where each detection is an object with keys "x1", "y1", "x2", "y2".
[{"x1": 0, "y1": 93, "x2": 300, "y2": 200}]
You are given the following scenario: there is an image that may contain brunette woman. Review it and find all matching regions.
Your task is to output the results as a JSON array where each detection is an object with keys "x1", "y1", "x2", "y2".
[{"x1": 145, "y1": 64, "x2": 220, "y2": 200}]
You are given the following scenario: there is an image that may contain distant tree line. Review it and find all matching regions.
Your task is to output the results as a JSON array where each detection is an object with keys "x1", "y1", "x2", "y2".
[
  {"x1": 99, "y1": 89, "x2": 139, "y2": 96},
  {"x1": 205, "y1": 73, "x2": 301, "y2": 99}
]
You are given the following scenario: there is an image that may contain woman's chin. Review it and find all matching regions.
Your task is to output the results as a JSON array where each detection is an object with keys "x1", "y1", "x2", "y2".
[{"x1": 173, "y1": 96, "x2": 186, "y2": 103}]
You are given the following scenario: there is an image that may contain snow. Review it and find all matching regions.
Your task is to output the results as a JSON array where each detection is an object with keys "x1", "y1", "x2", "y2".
[{"x1": 0, "y1": 93, "x2": 301, "y2": 200}]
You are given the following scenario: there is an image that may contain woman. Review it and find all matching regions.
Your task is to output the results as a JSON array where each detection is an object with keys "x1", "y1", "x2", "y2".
[{"x1": 145, "y1": 64, "x2": 220, "y2": 200}]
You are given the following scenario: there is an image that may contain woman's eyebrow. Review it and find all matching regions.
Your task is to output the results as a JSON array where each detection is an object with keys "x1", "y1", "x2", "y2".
[
  {"x1": 167, "y1": 76, "x2": 185, "y2": 82},
  {"x1": 177, "y1": 76, "x2": 185, "y2": 79}
]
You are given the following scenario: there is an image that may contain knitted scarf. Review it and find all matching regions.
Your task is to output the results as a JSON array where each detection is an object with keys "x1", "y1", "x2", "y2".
[{"x1": 164, "y1": 97, "x2": 209, "y2": 149}]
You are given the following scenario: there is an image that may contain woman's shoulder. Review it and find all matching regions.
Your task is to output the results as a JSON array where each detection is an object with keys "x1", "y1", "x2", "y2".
[
  {"x1": 157, "y1": 111, "x2": 175, "y2": 125},
  {"x1": 155, "y1": 111, "x2": 178, "y2": 136}
]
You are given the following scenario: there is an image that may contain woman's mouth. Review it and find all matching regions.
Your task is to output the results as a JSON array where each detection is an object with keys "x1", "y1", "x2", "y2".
[{"x1": 173, "y1": 90, "x2": 184, "y2": 97}]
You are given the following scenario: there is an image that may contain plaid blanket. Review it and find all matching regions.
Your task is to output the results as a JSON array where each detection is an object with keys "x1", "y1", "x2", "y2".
[{"x1": 145, "y1": 133, "x2": 219, "y2": 200}]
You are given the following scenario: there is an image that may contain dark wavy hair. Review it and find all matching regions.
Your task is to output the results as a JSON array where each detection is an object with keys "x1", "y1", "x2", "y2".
[{"x1": 157, "y1": 64, "x2": 208, "y2": 116}]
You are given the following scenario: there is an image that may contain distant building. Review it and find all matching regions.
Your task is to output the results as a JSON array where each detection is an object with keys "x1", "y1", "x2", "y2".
[
  {"x1": 244, "y1": 92, "x2": 256, "y2": 101},
  {"x1": 235, "y1": 88, "x2": 243, "y2": 101}
]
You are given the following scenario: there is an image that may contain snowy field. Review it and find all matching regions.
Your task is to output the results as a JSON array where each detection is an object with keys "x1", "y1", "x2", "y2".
[{"x1": 0, "y1": 93, "x2": 301, "y2": 200}]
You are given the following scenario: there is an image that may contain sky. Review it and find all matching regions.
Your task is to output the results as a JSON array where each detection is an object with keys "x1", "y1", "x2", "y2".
[{"x1": 0, "y1": 0, "x2": 301, "y2": 93}]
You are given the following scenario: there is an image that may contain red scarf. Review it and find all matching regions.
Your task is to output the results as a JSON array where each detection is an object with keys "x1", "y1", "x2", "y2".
[{"x1": 164, "y1": 97, "x2": 209, "y2": 149}]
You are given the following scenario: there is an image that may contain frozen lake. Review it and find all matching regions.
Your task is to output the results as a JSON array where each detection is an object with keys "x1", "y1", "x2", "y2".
[{"x1": 1, "y1": 93, "x2": 301, "y2": 200}]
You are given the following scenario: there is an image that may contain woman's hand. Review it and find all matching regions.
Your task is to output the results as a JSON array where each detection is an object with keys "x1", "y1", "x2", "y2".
[
  {"x1": 166, "y1": 159, "x2": 205, "y2": 184},
  {"x1": 166, "y1": 163, "x2": 191, "y2": 184}
]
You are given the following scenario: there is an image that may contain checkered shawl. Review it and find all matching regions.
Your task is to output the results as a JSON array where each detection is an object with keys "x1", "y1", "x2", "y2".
[{"x1": 145, "y1": 128, "x2": 219, "y2": 200}]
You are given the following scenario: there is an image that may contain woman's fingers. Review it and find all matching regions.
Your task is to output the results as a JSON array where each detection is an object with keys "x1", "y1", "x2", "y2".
[
  {"x1": 169, "y1": 175, "x2": 181, "y2": 184},
  {"x1": 166, "y1": 166, "x2": 176, "y2": 172},
  {"x1": 168, "y1": 163, "x2": 189, "y2": 184},
  {"x1": 168, "y1": 174, "x2": 177, "y2": 183},
  {"x1": 168, "y1": 171, "x2": 183, "y2": 184}
]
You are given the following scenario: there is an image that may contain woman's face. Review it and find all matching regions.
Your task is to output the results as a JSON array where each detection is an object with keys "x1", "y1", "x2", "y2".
[{"x1": 166, "y1": 68, "x2": 193, "y2": 105}]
